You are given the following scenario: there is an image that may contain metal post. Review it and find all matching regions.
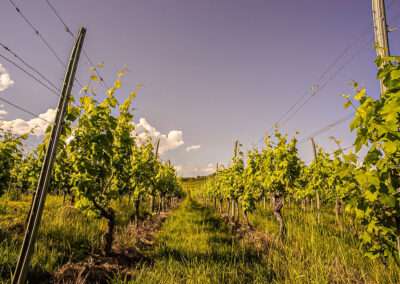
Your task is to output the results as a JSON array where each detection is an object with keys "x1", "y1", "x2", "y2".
[
  {"x1": 311, "y1": 138, "x2": 317, "y2": 161},
  {"x1": 155, "y1": 138, "x2": 160, "y2": 159},
  {"x1": 372, "y1": 0, "x2": 390, "y2": 94},
  {"x1": 12, "y1": 27, "x2": 86, "y2": 284},
  {"x1": 310, "y1": 138, "x2": 320, "y2": 222},
  {"x1": 234, "y1": 140, "x2": 239, "y2": 158}
]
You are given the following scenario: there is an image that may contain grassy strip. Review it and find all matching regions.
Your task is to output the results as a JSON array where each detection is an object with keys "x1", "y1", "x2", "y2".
[
  {"x1": 118, "y1": 198, "x2": 274, "y2": 284},
  {"x1": 245, "y1": 206, "x2": 400, "y2": 284},
  {"x1": 0, "y1": 195, "x2": 106, "y2": 283},
  {"x1": 0, "y1": 194, "x2": 153, "y2": 283}
]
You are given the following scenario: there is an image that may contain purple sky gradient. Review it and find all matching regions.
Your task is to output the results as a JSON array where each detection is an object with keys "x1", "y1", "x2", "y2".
[{"x1": 0, "y1": 0, "x2": 399, "y2": 176}]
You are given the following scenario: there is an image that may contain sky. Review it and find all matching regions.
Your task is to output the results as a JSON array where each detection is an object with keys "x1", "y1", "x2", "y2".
[{"x1": 0, "y1": 0, "x2": 399, "y2": 177}]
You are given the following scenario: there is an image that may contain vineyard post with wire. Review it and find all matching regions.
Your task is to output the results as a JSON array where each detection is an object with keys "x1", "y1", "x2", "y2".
[
  {"x1": 371, "y1": 0, "x2": 391, "y2": 93},
  {"x1": 310, "y1": 137, "x2": 321, "y2": 223},
  {"x1": 12, "y1": 27, "x2": 86, "y2": 284}
]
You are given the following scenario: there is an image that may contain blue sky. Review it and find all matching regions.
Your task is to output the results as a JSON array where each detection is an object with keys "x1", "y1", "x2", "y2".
[{"x1": 0, "y1": 0, "x2": 399, "y2": 176}]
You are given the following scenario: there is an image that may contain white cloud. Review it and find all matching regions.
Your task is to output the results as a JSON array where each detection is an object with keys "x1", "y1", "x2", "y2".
[
  {"x1": 0, "y1": 110, "x2": 184, "y2": 156},
  {"x1": 133, "y1": 118, "x2": 184, "y2": 154},
  {"x1": 0, "y1": 109, "x2": 7, "y2": 118},
  {"x1": 201, "y1": 163, "x2": 216, "y2": 174},
  {"x1": 0, "y1": 64, "x2": 14, "y2": 92},
  {"x1": 177, "y1": 163, "x2": 217, "y2": 177},
  {"x1": 186, "y1": 144, "x2": 201, "y2": 152},
  {"x1": 174, "y1": 165, "x2": 183, "y2": 175},
  {"x1": 0, "y1": 108, "x2": 56, "y2": 136}
]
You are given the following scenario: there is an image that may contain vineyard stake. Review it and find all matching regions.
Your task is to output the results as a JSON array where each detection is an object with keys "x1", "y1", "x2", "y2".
[
  {"x1": 12, "y1": 27, "x2": 86, "y2": 284},
  {"x1": 310, "y1": 138, "x2": 320, "y2": 224},
  {"x1": 155, "y1": 138, "x2": 160, "y2": 159},
  {"x1": 371, "y1": 0, "x2": 390, "y2": 94}
]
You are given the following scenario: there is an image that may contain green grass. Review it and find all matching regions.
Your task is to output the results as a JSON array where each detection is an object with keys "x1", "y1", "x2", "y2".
[
  {"x1": 0, "y1": 195, "x2": 106, "y2": 283},
  {"x1": 182, "y1": 179, "x2": 399, "y2": 283},
  {"x1": 0, "y1": 194, "x2": 149, "y2": 283},
  {"x1": 246, "y1": 205, "x2": 400, "y2": 284},
  {"x1": 2, "y1": 184, "x2": 399, "y2": 284},
  {"x1": 118, "y1": 198, "x2": 274, "y2": 284}
]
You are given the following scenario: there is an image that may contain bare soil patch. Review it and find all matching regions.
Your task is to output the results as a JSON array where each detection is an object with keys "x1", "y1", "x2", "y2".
[{"x1": 53, "y1": 211, "x2": 172, "y2": 284}]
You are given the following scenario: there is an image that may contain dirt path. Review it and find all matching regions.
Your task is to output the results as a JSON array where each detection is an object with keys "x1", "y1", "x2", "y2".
[{"x1": 126, "y1": 198, "x2": 274, "y2": 284}]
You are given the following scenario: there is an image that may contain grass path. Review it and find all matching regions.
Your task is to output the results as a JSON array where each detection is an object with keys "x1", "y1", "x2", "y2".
[{"x1": 122, "y1": 198, "x2": 274, "y2": 284}]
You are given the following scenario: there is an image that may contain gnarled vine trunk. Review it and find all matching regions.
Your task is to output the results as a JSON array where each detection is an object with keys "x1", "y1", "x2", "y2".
[
  {"x1": 92, "y1": 199, "x2": 116, "y2": 256},
  {"x1": 150, "y1": 195, "x2": 155, "y2": 213},
  {"x1": 335, "y1": 196, "x2": 341, "y2": 226},
  {"x1": 273, "y1": 194, "x2": 286, "y2": 239},
  {"x1": 227, "y1": 199, "x2": 231, "y2": 219},
  {"x1": 70, "y1": 193, "x2": 75, "y2": 205},
  {"x1": 236, "y1": 201, "x2": 240, "y2": 223},
  {"x1": 243, "y1": 210, "x2": 250, "y2": 226},
  {"x1": 134, "y1": 198, "x2": 141, "y2": 227},
  {"x1": 104, "y1": 211, "x2": 115, "y2": 256},
  {"x1": 231, "y1": 199, "x2": 235, "y2": 220}
]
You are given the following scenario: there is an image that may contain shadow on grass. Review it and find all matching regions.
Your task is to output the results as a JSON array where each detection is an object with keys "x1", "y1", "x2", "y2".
[
  {"x1": 254, "y1": 207, "x2": 360, "y2": 247},
  {"x1": 152, "y1": 199, "x2": 276, "y2": 282}
]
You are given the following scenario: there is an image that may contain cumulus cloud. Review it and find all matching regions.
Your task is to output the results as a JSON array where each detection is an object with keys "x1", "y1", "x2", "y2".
[
  {"x1": 177, "y1": 163, "x2": 217, "y2": 177},
  {"x1": 0, "y1": 64, "x2": 14, "y2": 92},
  {"x1": 186, "y1": 144, "x2": 201, "y2": 152},
  {"x1": 133, "y1": 118, "x2": 184, "y2": 154},
  {"x1": 174, "y1": 165, "x2": 183, "y2": 175},
  {"x1": 0, "y1": 109, "x2": 183, "y2": 156},
  {"x1": 0, "y1": 108, "x2": 56, "y2": 136},
  {"x1": 201, "y1": 163, "x2": 216, "y2": 174},
  {"x1": 0, "y1": 109, "x2": 7, "y2": 118}
]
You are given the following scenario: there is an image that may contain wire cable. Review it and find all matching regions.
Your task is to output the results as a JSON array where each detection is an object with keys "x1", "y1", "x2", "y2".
[
  {"x1": 277, "y1": 9, "x2": 400, "y2": 130},
  {"x1": 270, "y1": 5, "x2": 400, "y2": 150},
  {"x1": 0, "y1": 51, "x2": 80, "y2": 108},
  {"x1": 269, "y1": 34, "x2": 371, "y2": 132},
  {"x1": 268, "y1": 3, "x2": 400, "y2": 135},
  {"x1": 7, "y1": 0, "x2": 83, "y2": 88},
  {"x1": 44, "y1": 0, "x2": 109, "y2": 89},
  {"x1": 327, "y1": 145, "x2": 354, "y2": 155},
  {"x1": 8, "y1": 0, "x2": 66, "y2": 67},
  {"x1": 297, "y1": 113, "x2": 354, "y2": 145},
  {"x1": 0, "y1": 42, "x2": 60, "y2": 93},
  {"x1": 44, "y1": 0, "x2": 74, "y2": 37},
  {"x1": 246, "y1": 1, "x2": 399, "y2": 152},
  {"x1": 0, "y1": 53, "x2": 60, "y2": 97},
  {"x1": 0, "y1": 97, "x2": 53, "y2": 124},
  {"x1": 279, "y1": 36, "x2": 372, "y2": 129}
]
